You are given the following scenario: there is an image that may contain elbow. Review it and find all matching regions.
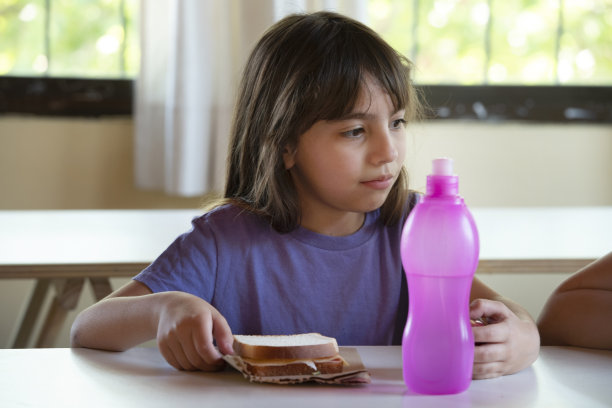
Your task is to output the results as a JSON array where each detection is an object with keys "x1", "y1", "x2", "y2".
[
  {"x1": 69, "y1": 319, "x2": 126, "y2": 351},
  {"x1": 70, "y1": 311, "x2": 97, "y2": 349},
  {"x1": 70, "y1": 318, "x2": 84, "y2": 348}
]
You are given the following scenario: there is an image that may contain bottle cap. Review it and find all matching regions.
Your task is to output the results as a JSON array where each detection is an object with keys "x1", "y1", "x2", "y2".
[
  {"x1": 432, "y1": 157, "x2": 453, "y2": 176},
  {"x1": 426, "y1": 157, "x2": 459, "y2": 197}
]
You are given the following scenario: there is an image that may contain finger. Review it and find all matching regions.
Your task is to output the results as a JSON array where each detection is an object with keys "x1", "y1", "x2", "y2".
[
  {"x1": 473, "y1": 321, "x2": 511, "y2": 344},
  {"x1": 473, "y1": 361, "x2": 505, "y2": 379},
  {"x1": 473, "y1": 342, "x2": 507, "y2": 364},
  {"x1": 191, "y1": 329, "x2": 226, "y2": 371},
  {"x1": 175, "y1": 327, "x2": 212, "y2": 371},
  {"x1": 212, "y1": 313, "x2": 234, "y2": 355},
  {"x1": 158, "y1": 341, "x2": 182, "y2": 371},
  {"x1": 192, "y1": 312, "x2": 225, "y2": 367},
  {"x1": 165, "y1": 335, "x2": 196, "y2": 371}
]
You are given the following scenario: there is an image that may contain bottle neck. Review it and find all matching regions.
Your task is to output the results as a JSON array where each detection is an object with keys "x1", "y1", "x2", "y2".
[{"x1": 426, "y1": 174, "x2": 459, "y2": 197}]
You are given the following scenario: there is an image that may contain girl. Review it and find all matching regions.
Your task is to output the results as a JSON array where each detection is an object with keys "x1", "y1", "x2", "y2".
[{"x1": 71, "y1": 11, "x2": 539, "y2": 379}]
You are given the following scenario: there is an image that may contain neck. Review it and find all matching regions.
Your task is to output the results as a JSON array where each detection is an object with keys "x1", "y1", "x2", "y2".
[{"x1": 299, "y1": 210, "x2": 365, "y2": 236}]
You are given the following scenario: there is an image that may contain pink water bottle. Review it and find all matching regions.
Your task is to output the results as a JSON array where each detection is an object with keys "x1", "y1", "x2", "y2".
[{"x1": 400, "y1": 157, "x2": 479, "y2": 394}]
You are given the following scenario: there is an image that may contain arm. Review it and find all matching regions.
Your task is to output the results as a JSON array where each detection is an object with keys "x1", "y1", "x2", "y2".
[
  {"x1": 70, "y1": 280, "x2": 234, "y2": 371},
  {"x1": 469, "y1": 277, "x2": 540, "y2": 379},
  {"x1": 537, "y1": 252, "x2": 612, "y2": 349}
]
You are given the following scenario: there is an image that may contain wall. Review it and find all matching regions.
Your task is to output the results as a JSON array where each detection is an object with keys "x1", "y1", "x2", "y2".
[
  {"x1": 405, "y1": 121, "x2": 612, "y2": 206},
  {"x1": 1, "y1": 116, "x2": 611, "y2": 347},
  {"x1": 0, "y1": 116, "x2": 205, "y2": 209}
]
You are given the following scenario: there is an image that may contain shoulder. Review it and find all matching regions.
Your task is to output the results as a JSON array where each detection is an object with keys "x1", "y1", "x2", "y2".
[
  {"x1": 199, "y1": 203, "x2": 253, "y2": 222},
  {"x1": 192, "y1": 203, "x2": 271, "y2": 237}
]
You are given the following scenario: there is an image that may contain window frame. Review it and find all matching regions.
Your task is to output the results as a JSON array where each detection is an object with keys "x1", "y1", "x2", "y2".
[
  {"x1": 0, "y1": 76, "x2": 132, "y2": 116},
  {"x1": 418, "y1": 84, "x2": 612, "y2": 123},
  {"x1": 1, "y1": 76, "x2": 611, "y2": 123}
]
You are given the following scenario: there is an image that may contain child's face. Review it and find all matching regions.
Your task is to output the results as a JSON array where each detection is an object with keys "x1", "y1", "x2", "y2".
[{"x1": 283, "y1": 76, "x2": 407, "y2": 235}]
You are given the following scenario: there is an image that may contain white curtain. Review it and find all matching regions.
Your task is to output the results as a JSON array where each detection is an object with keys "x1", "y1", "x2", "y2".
[{"x1": 135, "y1": 0, "x2": 368, "y2": 197}]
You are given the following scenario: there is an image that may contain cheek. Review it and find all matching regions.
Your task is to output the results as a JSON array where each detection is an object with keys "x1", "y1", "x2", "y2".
[
  {"x1": 395, "y1": 134, "x2": 407, "y2": 163},
  {"x1": 308, "y1": 144, "x2": 355, "y2": 170},
  {"x1": 311, "y1": 154, "x2": 359, "y2": 190},
  {"x1": 293, "y1": 148, "x2": 343, "y2": 185},
  {"x1": 313, "y1": 155, "x2": 354, "y2": 184}
]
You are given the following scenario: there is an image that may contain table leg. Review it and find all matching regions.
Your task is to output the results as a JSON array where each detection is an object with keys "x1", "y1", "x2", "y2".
[
  {"x1": 88, "y1": 277, "x2": 114, "y2": 301},
  {"x1": 12, "y1": 279, "x2": 51, "y2": 348},
  {"x1": 35, "y1": 278, "x2": 84, "y2": 348}
]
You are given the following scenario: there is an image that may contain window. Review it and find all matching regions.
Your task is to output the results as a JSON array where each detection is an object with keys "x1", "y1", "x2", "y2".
[
  {"x1": 369, "y1": 0, "x2": 612, "y2": 122},
  {"x1": 370, "y1": 0, "x2": 612, "y2": 85},
  {"x1": 0, "y1": 0, "x2": 137, "y2": 116},
  {"x1": 0, "y1": 0, "x2": 610, "y2": 122},
  {"x1": 1, "y1": 0, "x2": 139, "y2": 77}
]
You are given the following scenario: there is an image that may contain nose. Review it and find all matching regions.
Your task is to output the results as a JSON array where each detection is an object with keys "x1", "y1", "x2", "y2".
[{"x1": 369, "y1": 129, "x2": 399, "y2": 165}]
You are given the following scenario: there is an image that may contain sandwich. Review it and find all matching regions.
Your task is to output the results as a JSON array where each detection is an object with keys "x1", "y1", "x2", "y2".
[{"x1": 232, "y1": 333, "x2": 346, "y2": 377}]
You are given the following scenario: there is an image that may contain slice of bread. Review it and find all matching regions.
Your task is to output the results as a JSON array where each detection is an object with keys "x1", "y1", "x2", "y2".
[
  {"x1": 233, "y1": 333, "x2": 339, "y2": 360},
  {"x1": 232, "y1": 333, "x2": 344, "y2": 377}
]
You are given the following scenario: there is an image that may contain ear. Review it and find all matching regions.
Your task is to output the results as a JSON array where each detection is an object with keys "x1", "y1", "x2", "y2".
[{"x1": 282, "y1": 145, "x2": 296, "y2": 170}]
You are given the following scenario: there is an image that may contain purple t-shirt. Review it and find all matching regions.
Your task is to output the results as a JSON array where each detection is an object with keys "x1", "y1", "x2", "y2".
[{"x1": 135, "y1": 203, "x2": 411, "y2": 345}]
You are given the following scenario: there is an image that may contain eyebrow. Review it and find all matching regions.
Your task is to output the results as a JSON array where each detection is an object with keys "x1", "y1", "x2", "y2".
[{"x1": 329, "y1": 109, "x2": 404, "y2": 122}]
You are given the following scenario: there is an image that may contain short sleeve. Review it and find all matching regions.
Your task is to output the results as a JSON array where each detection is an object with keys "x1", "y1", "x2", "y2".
[{"x1": 134, "y1": 216, "x2": 218, "y2": 301}]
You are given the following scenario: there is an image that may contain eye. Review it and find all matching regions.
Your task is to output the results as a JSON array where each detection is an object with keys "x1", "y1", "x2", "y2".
[
  {"x1": 341, "y1": 127, "x2": 365, "y2": 138},
  {"x1": 391, "y1": 118, "x2": 407, "y2": 130}
]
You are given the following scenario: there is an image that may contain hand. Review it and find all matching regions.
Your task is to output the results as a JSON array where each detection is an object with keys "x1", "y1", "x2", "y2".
[
  {"x1": 470, "y1": 298, "x2": 540, "y2": 379},
  {"x1": 156, "y1": 291, "x2": 234, "y2": 371}
]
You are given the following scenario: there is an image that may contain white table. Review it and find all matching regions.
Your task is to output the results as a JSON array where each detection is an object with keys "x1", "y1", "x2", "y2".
[
  {"x1": 472, "y1": 206, "x2": 612, "y2": 274},
  {"x1": 0, "y1": 346, "x2": 610, "y2": 407},
  {"x1": 1, "y1": 207, "x2": 611, "y2": 348},
  {"x1": 0, "y1": 209, "x2": 200, "y2": 348}
]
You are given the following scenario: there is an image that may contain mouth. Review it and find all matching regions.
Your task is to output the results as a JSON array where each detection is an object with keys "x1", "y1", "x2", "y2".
[{"x1": 360, "y1": 174, "x2": 394, "y2": 190}]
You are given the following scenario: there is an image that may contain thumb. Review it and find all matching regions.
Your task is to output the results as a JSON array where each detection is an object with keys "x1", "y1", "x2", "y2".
[
  {"x1": 469, "y1": 298, "x2": 488, "y2": 318},
  {"x1": 212, "y1": 313, "x2": 234, "y2": 355}
]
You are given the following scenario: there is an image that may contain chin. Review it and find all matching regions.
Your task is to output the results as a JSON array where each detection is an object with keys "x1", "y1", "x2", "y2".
[{"x1": 359, "y1": 195, "x2": 389, "y2": 213}]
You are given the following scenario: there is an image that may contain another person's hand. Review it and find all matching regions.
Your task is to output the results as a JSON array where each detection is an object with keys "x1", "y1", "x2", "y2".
[
  {"x1": 470, "y1": 298, "x2": 540, "y2": 379},
  {"x1": 156, "y1": 291, "x2": 234, "y2": 371}
]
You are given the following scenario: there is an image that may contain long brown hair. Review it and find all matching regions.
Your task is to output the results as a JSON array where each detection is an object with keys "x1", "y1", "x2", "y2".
[{"x1": 223, "y1": 11, "x2": 421, "y2": 232}]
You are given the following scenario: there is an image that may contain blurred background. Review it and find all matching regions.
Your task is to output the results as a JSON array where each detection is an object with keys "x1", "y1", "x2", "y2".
[{"x1": 3, "y1": 0, "x2": 611, "y2": 83}]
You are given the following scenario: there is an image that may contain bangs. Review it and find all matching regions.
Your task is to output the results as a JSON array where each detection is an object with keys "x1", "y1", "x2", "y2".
[{"x1": 299, "y1": 21, "x2": 412, "y2": 130}]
